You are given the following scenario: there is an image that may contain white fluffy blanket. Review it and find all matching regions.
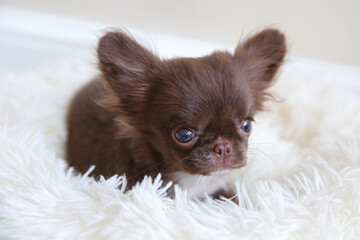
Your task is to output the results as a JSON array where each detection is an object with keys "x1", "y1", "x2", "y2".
[{"x1": 1, "y1": 58, "x2": 360, "y2": 239}]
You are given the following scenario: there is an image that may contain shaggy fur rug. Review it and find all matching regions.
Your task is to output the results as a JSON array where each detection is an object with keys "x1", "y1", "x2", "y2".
[{"x1": 0, "y1": 57, "x2": 359, "y2": 239}]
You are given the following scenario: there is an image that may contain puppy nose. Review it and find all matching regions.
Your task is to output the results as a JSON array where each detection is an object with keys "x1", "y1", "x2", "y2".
[{"x1": 212, "y1": 142, "x2": 232, "y2": 161}]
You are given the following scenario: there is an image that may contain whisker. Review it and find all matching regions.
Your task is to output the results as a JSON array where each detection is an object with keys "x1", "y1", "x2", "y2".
[{"x1": 247, "y1": 146, "x2": 273, "y2": 159}]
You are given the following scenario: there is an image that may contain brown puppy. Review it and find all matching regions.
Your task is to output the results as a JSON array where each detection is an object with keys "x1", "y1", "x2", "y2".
[{"x1": 66, "y1": 29, "x2": 286, "y2": 199}]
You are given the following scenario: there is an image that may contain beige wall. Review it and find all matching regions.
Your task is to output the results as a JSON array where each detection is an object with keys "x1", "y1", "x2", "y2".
[{"x1": 2, "y1": 0, "x2": 360, "y2": 66}]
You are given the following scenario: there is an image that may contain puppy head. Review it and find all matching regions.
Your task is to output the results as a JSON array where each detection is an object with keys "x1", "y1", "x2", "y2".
[{"x1": 97, "y1": 29, "x2": 286, "y2": 175}]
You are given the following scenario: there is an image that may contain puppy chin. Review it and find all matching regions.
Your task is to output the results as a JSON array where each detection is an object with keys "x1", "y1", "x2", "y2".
[
  {"x1": 205, "y1": 160, "x2": 247, "y2": 175},
  {"x1": 182, "y1": 154, "x2": 247, "y2": 176}
]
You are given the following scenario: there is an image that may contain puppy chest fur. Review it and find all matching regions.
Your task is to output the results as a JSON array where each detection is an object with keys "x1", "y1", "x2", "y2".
[
  {"x1": 171, "y1": 171, "x2": 233, "y2": 199},
  {"x1": 66, "y1": 29, "x2": 286, "y2": 198}
]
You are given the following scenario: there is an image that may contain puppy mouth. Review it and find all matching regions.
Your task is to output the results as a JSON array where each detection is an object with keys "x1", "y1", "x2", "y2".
[
  {"x1": 192, "y1": 157, "x2": 247, "y2": 175},
  {"x1": 211, "y1": 152, "x2": 247, "y2": 171},
  {"x1": 212, "y1": 160, "x2": 246, "y2": 172},
  {"x1": 230, "y1": 160, "x2": 247, "y2": 169}
]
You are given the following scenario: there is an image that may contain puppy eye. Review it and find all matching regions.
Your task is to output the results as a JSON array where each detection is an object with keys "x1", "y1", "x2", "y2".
[
  {"x1": 174, "y1": 129, "x2": 195, "y2": 143},
  {"x1": 240, "y1": 120, "x2": 251, "y2": 133}
]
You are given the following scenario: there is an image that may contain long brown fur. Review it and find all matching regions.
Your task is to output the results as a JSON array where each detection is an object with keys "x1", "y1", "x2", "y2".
[{"x1": 66, "y1": 29, "x2": 286, "y2": 193}]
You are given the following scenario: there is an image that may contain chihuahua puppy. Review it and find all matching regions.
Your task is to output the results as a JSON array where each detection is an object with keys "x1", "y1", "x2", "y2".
[{"x1": 66, "y1": 29, "x2": 286, "y2": 199}]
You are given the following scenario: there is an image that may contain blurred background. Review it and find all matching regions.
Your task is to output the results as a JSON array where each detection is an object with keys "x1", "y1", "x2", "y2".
[{"x1": 1, "y1": 0, "x2": 360, "y2": 74}]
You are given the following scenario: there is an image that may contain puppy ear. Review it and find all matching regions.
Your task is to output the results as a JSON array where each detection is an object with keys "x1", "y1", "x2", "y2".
[
  {"x1": 234, "y1": 29, "x2": 286, "y2": 109},
  {"x1": 97, "y1": 30, "x2": 160, "y2": 115}
]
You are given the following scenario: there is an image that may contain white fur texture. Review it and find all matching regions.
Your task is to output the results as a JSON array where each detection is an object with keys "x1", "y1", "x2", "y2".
[
  {"x1": 0, "y1": 58, "x2": 359, "y2": 239},
  {"x1": 171, "y1": 170, "x2": 232, "y2": 199}
]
